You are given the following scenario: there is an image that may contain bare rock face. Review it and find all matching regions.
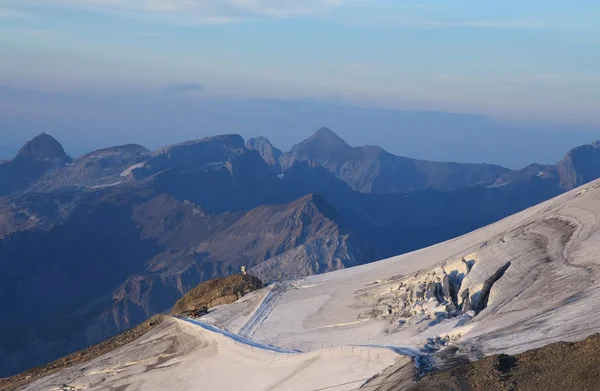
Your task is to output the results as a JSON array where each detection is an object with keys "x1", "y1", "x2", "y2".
[
  {"x1": 171, "y1": 274, "x2": 264, "y2": 316},
  {"x1": 410, "y1": 333, "x2": 600, "y2": 391},
  {"x1": 0, "y1": 134, "x2": 72, "y2": 196},
  {"x1": 554, "y1": 141, "x2": 600, "y2": 190},
  {"x1": 246, "y1": 136, "x2": 283, "y2": 173},
  {"x1": 16, "y1": 133, "x2": 70, "y2": 162}
]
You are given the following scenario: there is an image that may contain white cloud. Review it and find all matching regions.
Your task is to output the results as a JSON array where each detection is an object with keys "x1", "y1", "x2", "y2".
[{"x1": 14, "y1": 0, "x2": 344, "y2": 23}]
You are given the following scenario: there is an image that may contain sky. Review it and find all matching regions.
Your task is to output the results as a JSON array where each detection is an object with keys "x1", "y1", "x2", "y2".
[{"x1": 1, "y1": 1, "x2": 600, "y2": 166}]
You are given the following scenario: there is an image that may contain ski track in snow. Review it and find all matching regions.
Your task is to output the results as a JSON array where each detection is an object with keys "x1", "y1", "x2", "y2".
[
  {"x1": 238, "y1": 283, "x2": 286, "y2": 338},
  {"x1": 182, "y1": 317, "x2": 301, "y2": 354}
]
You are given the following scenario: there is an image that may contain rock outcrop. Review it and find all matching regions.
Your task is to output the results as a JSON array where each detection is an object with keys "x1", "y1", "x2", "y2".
[{"x1": 171, "y1": 274, "x2": 263, "y2": 316}]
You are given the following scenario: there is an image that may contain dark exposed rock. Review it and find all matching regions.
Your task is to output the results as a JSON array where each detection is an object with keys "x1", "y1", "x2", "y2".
[
  {"x1": 407, "y1": 333, "x2": 600, "y2": 391},
  {"x1": 16, "y1": 133, "x2": 70, "y2": 161},
  {"x1": 171, "y1": 274, "x2": 263, "y2": 315}
]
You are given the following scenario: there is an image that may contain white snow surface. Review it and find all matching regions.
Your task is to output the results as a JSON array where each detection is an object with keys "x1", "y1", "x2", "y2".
[
  {"x1": 119, "y1": 162, "x2": 146, "y2": 177},
  {"x1": 24, "y1": 179, "x2": 600, "y2": 390},
  {"x1": 25, "y1": 318, "x2": 399, "y2": 391},
  {"x1": 90, "y1": 181, "x2": 122, "y2": 190}
]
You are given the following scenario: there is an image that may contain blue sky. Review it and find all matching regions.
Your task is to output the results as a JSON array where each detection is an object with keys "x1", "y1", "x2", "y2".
[
  {"x1": 2, "y1": 0, "x2": 600, "y2": 120},
  {"x1": 1, "y1": 1, "x2": 600, "y2": 166}
]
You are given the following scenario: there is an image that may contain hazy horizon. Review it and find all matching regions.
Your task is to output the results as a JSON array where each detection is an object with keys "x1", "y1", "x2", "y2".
[
  {"x1": 1, "y1": 86, "x2": 599, "y2": 168},
  {"x1": 2, "y1": 1, "x2": 600, "y2": 168}
]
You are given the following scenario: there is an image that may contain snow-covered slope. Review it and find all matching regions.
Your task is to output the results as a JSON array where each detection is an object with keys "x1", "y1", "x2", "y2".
[
  {"x1": 206, "y1": 180, "x2": 600, "y2": 360},
  {"x1": 23, "y1": 179, "x2": 600, "y2": 390}
]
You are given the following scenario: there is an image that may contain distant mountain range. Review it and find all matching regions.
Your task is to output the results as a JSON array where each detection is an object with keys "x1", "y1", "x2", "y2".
[
  {"x1": 249, "y1": 127, "x2": 509, "y2": 193},
  {"x1": 1, "y1": 128, "x2": 600, "y2": 377}
]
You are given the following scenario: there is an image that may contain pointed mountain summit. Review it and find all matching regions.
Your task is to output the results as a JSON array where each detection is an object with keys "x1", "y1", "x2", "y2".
[
  {"x1": 16, "y1": 133, "x2": 71, "y2": 161},
  {"x1": 312, "y1": 127, "x2": 349, "y2": 145},
  {"x1": 291, "y1": 128, "x2": 352, "y2": 159}
]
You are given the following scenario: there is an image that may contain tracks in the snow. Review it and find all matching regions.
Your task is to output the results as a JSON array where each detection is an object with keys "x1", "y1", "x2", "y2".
[{"x1": 238, "y1": 282, "x2": 288, "y2": 338}]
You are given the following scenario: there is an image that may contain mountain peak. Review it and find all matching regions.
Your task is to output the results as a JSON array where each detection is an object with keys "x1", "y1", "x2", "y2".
[
  {"x1": 246, "y1": 136, "x2": 276, "y2": 154},
  {"x1": 312, "y1": 128, "x2": 348, "y2": 145},
  {"x1": 290, "y1": 128, "x2": 352, "y2": 160},
  {"x1": 16, "y1": 133, "x2": 70, "y2": 161},
  {"x1": 246, "y1": 137, "x2": 282, "y2": 171},
  {"x1": 246, "y1": 136, "x2": 272, "y2": 146}
]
